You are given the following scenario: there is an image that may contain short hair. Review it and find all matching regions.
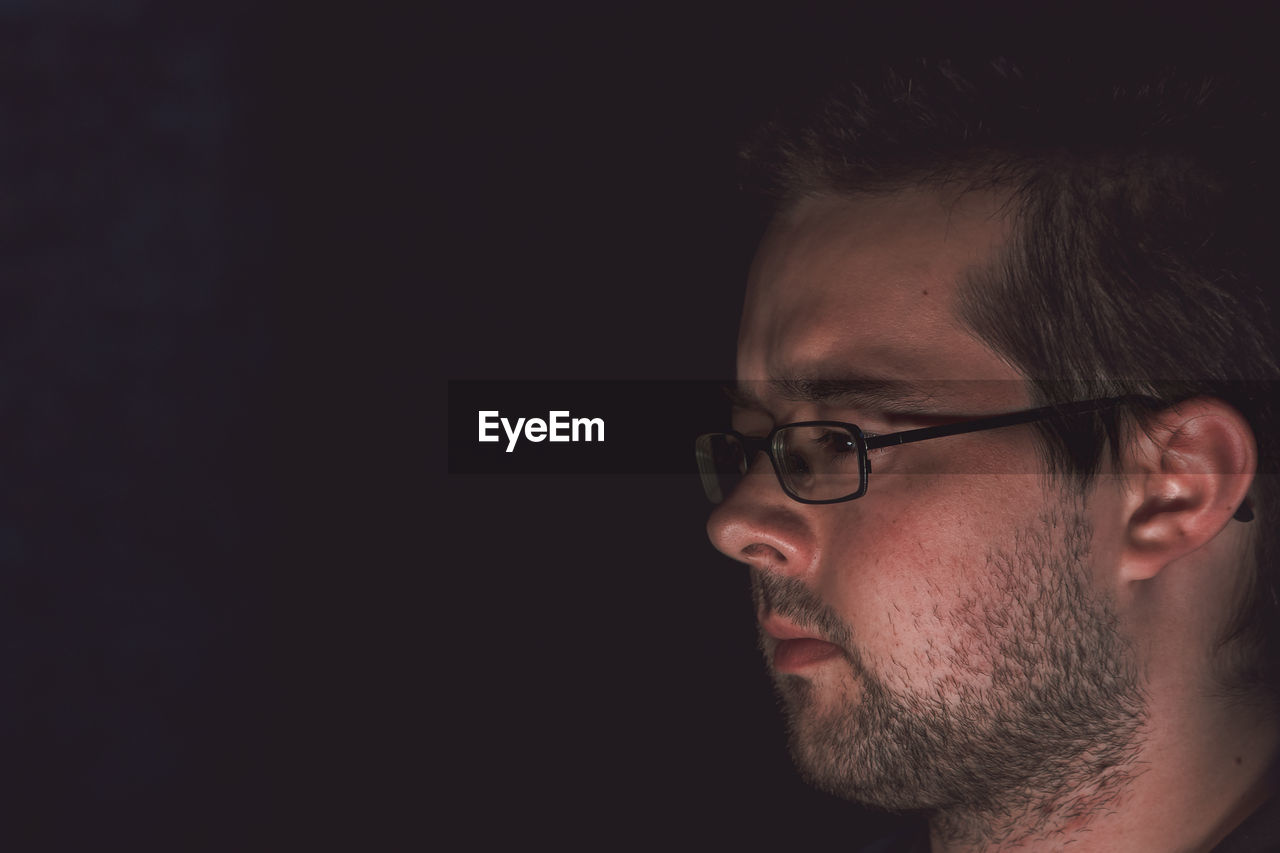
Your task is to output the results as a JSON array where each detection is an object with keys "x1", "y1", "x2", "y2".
[{"x1": 740, "y1": 57, "x2": 1280, "y2": 701}]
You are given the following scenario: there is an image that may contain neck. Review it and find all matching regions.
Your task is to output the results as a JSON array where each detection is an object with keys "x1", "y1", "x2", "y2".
[{"x1": 927, "y1": 695, "x2": 1279, "y2": 853}]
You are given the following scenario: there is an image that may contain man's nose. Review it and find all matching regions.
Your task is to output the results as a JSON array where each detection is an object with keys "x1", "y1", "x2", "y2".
[{"x1": 705, "y1": 453, "x2": 818, "y2": 578}]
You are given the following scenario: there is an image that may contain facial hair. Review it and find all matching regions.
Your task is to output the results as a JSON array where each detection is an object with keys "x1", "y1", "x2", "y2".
[{"x1": 752, "y1": 507, "x2": 1146, "y2": 842}]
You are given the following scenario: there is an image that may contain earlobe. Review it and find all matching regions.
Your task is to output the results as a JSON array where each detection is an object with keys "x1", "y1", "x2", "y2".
[{"x1": 1120, "y1": 398, "x2": 1257, "y2": 582}]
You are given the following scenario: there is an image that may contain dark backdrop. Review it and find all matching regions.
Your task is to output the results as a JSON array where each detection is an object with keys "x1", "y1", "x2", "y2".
[
  {"x1": 4, "y1": 4, "x2": 275, "y2": 850},
  {"x1": 11, "y1": 4, "x2": 1280, "y2": 852}
]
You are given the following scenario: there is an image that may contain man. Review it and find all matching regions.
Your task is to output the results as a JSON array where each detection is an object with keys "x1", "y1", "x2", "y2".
[{"x1": 698, "y1": 59, "x2": 1280, "y2": 851}]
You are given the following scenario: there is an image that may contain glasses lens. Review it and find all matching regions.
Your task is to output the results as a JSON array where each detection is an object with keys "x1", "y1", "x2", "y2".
[
  {"x1": 695, "y1": 433, "x2": 747, "y2": 504},
  {"x1": 774, "y1": 425, "x2": 863, "y2": 502}
]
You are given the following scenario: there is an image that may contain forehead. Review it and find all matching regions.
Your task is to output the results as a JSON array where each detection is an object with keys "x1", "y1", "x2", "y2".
[{"x1": 739, "y1": 189, "x2": 1024, "y2": 408}]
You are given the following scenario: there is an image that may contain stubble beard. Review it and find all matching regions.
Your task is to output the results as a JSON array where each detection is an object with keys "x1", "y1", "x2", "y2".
[{"x1": 753, "y1": 506, "x2": 1146, "y2": 845}]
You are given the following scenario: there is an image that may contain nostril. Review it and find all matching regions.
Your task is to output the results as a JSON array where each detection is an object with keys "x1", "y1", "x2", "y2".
[{"x1": 743, "y1": 542, "x2": 783, "y2": 563}]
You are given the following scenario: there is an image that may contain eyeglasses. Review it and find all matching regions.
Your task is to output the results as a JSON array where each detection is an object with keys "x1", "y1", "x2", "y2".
[{"x1": 695, "y1": 396, "x2": 1133, "y2": 505}]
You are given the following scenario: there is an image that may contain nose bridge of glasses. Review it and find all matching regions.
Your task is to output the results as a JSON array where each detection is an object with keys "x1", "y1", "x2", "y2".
[
  {"x1": 697, "y1": 434, "x2": 775, "y2": 506},
  {"x1": 738, "y1": 434, "x2": 774, "y2": 472}
]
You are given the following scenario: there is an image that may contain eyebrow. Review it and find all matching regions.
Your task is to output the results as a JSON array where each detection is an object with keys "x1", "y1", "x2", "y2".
[{"x1": 726, "y1": 376, "x2": 943, "y2": 414}]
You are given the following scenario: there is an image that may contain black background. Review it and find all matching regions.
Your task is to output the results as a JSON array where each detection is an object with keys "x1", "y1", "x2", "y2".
[{"x1": 12, "y1": 3, "x2": 1280, "y2": 851}]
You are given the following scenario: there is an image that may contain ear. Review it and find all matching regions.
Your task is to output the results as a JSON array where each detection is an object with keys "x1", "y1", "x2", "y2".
[{"x1": 1120, "y1": 397, "x2": 1257, "y2": 582}]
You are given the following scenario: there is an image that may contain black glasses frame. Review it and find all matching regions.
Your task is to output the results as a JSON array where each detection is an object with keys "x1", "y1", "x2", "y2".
[{"x1": 699, "y1": 396, "x2": 1139, "y2": 505}]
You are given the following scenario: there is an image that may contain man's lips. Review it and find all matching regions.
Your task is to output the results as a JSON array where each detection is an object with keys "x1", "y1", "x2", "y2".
[
  {"x1": 759, "y1": 616, "x2": 843, "y2": 672},
  {"x1": 758, "y1": 615, "x2": 818, "y2": 641}
]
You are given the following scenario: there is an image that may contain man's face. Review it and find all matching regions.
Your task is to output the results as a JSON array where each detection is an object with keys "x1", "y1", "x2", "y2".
[{"x1": 707, "y1": 190, "x2": 1143, "y2": 814}]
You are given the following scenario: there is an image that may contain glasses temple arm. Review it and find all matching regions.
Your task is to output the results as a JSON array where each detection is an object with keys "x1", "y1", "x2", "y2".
[{"x1": 863, "y1": 396, "x2": 1137, "y2": 451}]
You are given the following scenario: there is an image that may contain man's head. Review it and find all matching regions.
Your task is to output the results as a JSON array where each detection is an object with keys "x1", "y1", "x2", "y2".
[{"x1": 707, "y1": 59, "x2": 1278, "y2": 832}]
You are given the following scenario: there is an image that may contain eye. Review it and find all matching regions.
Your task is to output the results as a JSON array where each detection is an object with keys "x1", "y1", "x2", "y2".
[
  {"x1": 800, "y1": 429, "x2": 859, "y2": 471},
  {"x1": 776, "y1": 425, "x2": 859, "y2": 485},
  {"x1": 815, "y1": 429, "x2": 855, "y2": 452}
]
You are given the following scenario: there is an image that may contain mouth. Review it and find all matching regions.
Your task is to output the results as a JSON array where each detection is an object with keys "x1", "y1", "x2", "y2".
[{"x1": 758, "y1": 615, "x2": 844, "y2": 673}]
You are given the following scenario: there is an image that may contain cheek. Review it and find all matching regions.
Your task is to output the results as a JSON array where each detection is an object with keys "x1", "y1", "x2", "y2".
[{"x1": 818, "y1": 473, "x2": 1054, "y2": 691}]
